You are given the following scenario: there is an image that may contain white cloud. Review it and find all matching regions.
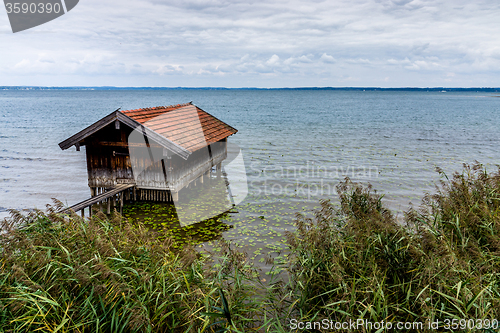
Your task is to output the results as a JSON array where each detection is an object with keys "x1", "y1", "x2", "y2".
[
  {"x1": 1, "y1": 0, "x2": 500, "y2": 87},
  {"x1": 266, "y1": 54, "x2": 280, "y2": 66},
  {"x1": 320, "y1": 53, "x2": 336, "y2": 63}
]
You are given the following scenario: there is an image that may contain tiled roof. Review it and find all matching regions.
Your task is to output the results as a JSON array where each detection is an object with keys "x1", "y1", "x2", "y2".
[{"x1": 121, "y1": 103, "x2": 237, "y2": 152}]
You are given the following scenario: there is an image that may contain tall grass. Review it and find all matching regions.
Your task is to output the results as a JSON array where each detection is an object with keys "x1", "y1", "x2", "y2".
[
  {"x1": 278, "y1": 162, "x2": 500, "y2": 330},
  {"x1": 2, "y1": 162, "x2": 500, "y2": 332},
  {"x1": 0, "y1": 203, "x2": 264, "y2": 332}
]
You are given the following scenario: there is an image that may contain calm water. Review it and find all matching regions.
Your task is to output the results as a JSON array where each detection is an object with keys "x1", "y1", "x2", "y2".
[{"x1": 1, "y1": 89, "x2": 500, "y2": 255}]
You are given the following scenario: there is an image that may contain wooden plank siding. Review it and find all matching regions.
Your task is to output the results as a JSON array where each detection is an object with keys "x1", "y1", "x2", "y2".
[
  {"x1": 59, "y1": 103, "x2": 237, "y2": 205},
  {"x1": 83, "y1": 122, "x2": 228, "y2": 191}
]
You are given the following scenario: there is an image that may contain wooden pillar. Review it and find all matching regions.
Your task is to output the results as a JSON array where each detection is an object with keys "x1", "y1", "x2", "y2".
[
  {"x1": 172, "y1": 191, "x2": 179, "y2": 201},
  {"x1": 133, "y1": 187, "x2": 137, "y2": 201},
  {"x1": 107, "y1": 199, "x2": 111, "y2": 214},
  {"x1": 200, "y1": 174, "x2": 204, "y2": 184},
  {"x1": 216, "y1": 162, "x2": 222, "y2": 178},
  {"x1": 81, "y1": 209, "x2": 84, "y2": 218},
  {"x1": 120, "y1": 193, "x2": 123, "y2": 214}
]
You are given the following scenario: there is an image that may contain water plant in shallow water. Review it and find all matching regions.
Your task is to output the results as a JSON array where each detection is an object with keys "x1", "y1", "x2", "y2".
[{"x1": 123, "y1": 201, "x2": 233, "y2": 249}]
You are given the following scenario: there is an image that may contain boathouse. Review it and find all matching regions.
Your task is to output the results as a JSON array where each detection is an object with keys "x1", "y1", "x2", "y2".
[{"x1": 59, "y1": 102, "x2": 238, "y2": 217}]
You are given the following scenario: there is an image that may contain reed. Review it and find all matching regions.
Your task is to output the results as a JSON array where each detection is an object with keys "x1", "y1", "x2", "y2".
[
  {"x1": 1, "y1": 162, "x2": 499, "y2": 332},
  {"x1": 275, "y1": 162, "x2": 500, "y2": 331},
  {"x1": 0, "y1": 203, "x2": 263, "y2": 332}
]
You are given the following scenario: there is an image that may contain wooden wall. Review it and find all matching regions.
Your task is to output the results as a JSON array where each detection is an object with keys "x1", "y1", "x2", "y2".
[{"x1": 83, "y1": 123, "x2": 228, "y2": 195}]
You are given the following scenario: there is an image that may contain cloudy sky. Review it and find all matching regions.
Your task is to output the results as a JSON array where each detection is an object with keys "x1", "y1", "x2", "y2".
[{"x1": 1, "y1": 0, "x2": 499, "y2": 87}]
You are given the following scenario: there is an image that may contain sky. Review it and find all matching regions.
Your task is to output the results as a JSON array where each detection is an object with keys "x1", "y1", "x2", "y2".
[{"x1": 0, "y1": 0, "x2": 499, "y2": 88}]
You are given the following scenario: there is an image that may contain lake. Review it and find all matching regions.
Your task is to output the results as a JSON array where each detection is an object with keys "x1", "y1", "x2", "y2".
[{"x1": 1, "y1": 88, "x2": 499, "y2": 258}]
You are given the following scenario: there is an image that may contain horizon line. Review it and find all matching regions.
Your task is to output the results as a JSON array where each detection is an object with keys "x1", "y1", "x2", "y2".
[{"x1": 1, "y1": 86, "x2": 500, "y2": 91}]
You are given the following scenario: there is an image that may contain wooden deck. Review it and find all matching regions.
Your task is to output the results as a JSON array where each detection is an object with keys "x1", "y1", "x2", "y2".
[{"x1": 61, "y1": 184, "x2": 135, "y2": 216}]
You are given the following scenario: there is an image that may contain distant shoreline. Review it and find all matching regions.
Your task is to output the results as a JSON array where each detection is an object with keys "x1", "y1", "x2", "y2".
[{"x1": 1, "y1": 86, "x2": 500, "y2": 92}]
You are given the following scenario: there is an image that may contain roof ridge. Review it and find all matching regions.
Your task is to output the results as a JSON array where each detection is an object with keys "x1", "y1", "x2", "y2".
[{"x1": 121, "y1": 102, "x2": 193, "y2": 113}]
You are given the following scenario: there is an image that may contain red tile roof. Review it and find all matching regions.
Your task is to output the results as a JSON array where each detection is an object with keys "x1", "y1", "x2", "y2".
[{"x1": 121, "y1": 103, "x2": 237, "y2": 152}]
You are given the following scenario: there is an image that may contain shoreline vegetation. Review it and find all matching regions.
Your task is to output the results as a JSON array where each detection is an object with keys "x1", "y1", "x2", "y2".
[{"x1": 1, "y1": 162, "x2": 499, "y2": 332}]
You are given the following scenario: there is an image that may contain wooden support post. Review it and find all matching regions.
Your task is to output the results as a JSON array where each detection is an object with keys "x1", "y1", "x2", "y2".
[
  {"x1": 90, "y1": 205, "x2": 93, "y2": 217},
  {"x1": 81, "y1": 209, "x2": 84, "y2": 218},
  {"x1": 200, "y1": 174, "x2": 204, "y2": 184},
  {"x1": 133, "y1": 187, "x2": 137, "y2": 201},
  {"x1": 120, "y1": 193, "x2": 123, "y2": 215},
  {"x1": 172, "y1": 191, "x2": 179, "y2": 201},
  {"x1": 107, "y1": 199, "x2": 111, "y2": 214},
  {"x1": 216, "y1": 162, "x2": 222, "y2": 178}
]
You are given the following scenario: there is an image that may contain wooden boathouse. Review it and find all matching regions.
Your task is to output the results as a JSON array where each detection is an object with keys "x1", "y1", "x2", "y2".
[{"x1": 59, "y1": 102, "x2": 238, "y2": 217}]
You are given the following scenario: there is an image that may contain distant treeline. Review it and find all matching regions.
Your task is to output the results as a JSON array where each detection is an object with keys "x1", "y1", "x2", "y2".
[{"x1": 2, "y1": 86, "x2": 500, "y2": 92}]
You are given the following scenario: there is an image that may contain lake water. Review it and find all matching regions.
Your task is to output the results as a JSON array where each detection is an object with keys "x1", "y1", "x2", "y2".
[{"x1": 1, "y1": 89, "x2": 500, "y2": 257}]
